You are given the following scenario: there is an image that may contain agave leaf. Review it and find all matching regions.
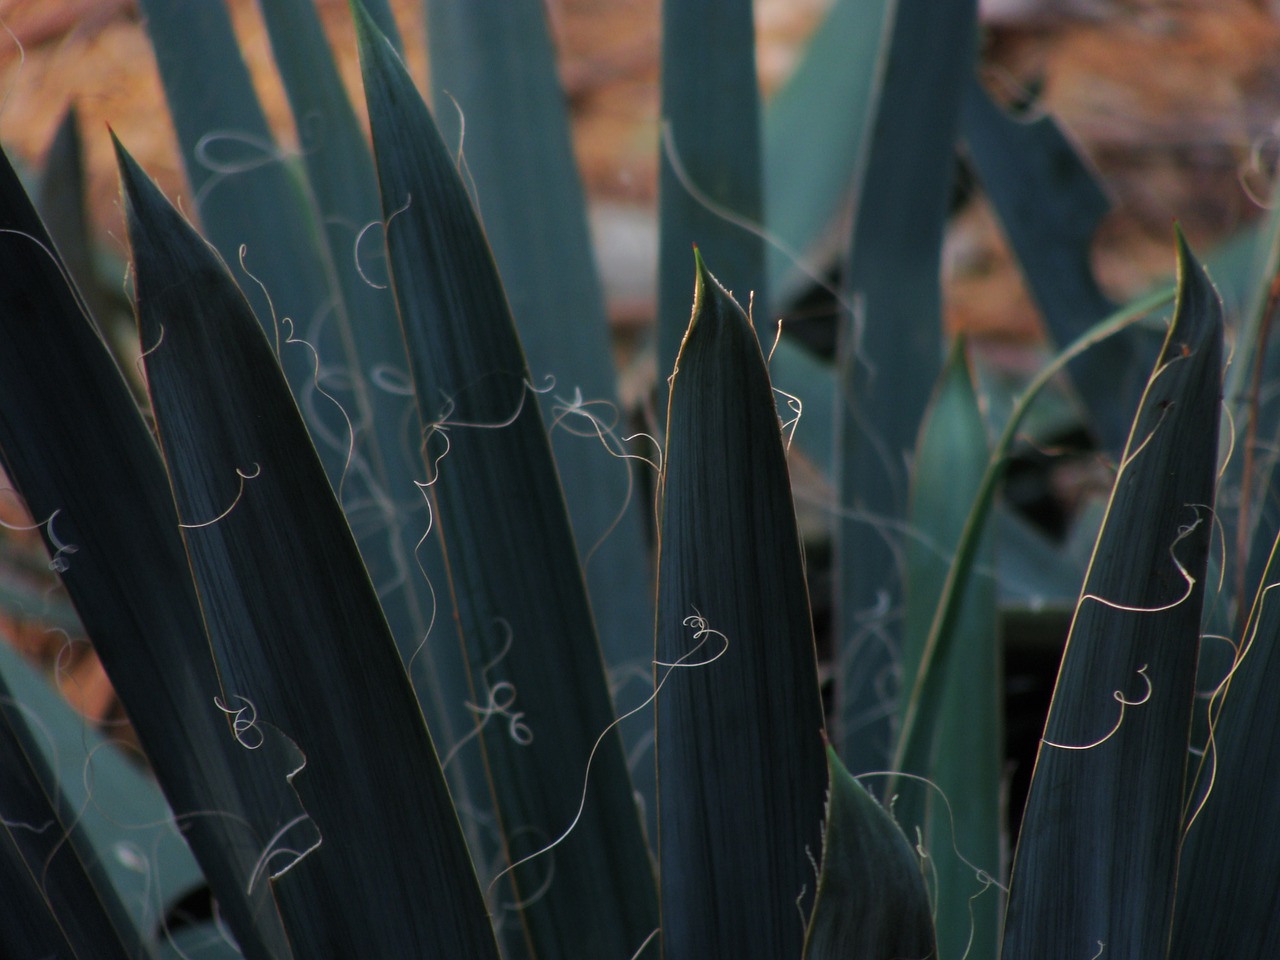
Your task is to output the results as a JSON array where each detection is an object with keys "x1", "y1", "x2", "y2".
[
  {"x1": 835, "y1": 0, "x2": 978, "y2": 774},
  {"x1": 802, "y1": 748, "x2": 935, "y2": 960},
  {"x1": 763, "y1": 0, "x2": 893, "y2": 310},
  {"x1": 253, "y1": 0, "x2": 489, "y2": 866},
  {"x1": 424, "y1": 0, "x2": 658, "y2": 847},
  {"x1": 1001, "y1": 232, "x2": 1222, "y2": 958},
  {"x1": 1172, "y1": 532, "x2": 1280, "y2": 951},
  {"x1": 961, "y1": 78, "x2": 1154, "y2": 456},
  {"x1": 0, "y1": 837, "x2": 85, "y2": 960},
  {"x1": 356, "y1": 9, "x2": 659, "y2": 956},
  {"x1": 138, "y1": 0, "x2": 353, "y2": 488},
  {"x1": 0, "y1": 643, "x2": 206, "y2": 937},
  {"x1": 657, "y1": 253, "x2": 827, "y2": 958},
  {"x1": 890, "y1": 286, "x2": 1176, "y2": 797},
  {"x1": 896, "y1": 338, "x2": 1000, "y2": 960},
  {"x1": 658, "y1": 0, "x2": 767, "y2": 387},
  {"x1": 0, "y1": 665, "x2": 152, "y2": 960},
  {"x1": 118, "y1": 138, "x2": 500, "y2": 959},
  {"x1": 0, "y1": 142, "x2": 290, "y2": 960}
]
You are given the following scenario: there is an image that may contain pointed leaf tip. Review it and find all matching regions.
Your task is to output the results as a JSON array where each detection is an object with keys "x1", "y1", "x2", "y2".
[{"x1": 803, "y1": 748, "x2": 936, "y2": 959}]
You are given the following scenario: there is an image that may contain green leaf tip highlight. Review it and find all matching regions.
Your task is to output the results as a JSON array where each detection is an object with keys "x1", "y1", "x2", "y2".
[{"x1": 685, "y1": 249, "x2": 753, "y2": 344}]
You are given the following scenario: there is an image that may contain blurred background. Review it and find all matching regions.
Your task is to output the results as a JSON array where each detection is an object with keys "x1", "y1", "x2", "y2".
[{"x1": 2, "y1": 0, "x2": 1278, "y2": 336}]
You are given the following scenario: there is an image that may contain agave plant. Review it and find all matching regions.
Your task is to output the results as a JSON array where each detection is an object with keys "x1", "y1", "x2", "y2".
[{"x1": 0, "y1": 0, "x2": 1277, "y2": 958}]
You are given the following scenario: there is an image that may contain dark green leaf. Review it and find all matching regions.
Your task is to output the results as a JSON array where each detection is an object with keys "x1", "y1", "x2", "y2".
[
  {"x1": 37, "y1": 105, "x2": 118, "y2": 333},
  {"x1": 802, "y1": 748, "x2": 935, "y2": 960},
  {"x1": 657, "y1": 253, "x2": 827, "y2": 959},
  {"x1": 1002, "y1": 231, "x2": 1222, "y2": 957},
  {"x1": 1173, "y1": 522, "x2": 1280, "y2": 952},
  {"x1": 119, "y1": 137, "x2": 500, "y2": 960},
  {"x1": 138, "y1": 0, "x2": 351, "y2": 488},
  {"x1": 356, "y1": 9, "x2": 658, "y2": 956},
  {"x1": 425, "y1": 0, "x2": 658, "y2": 851},
  {"x1": 0, "y1": 141, "x2": 290, "y2": 960},
  {"x1": 890, "y1": 286, "x2": 1176, "y2": 797},
  {"x1": 254, "y1": 0, "x2": 489, "y2": 865}
]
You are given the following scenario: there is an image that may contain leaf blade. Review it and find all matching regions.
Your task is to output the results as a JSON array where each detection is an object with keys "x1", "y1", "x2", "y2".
[
  {"x1": 119, "y1": 138, "x2": 500, "y2": 960},
  {"x1": 1001, "y1": 232, "x2": 1223, "y2": 958},
  {"x1": 802, "y1": 748, "x2": 935, "y2": 960},
  {"x1": 0, "y1": 142, "x2": 290, "y2": 960},
  {"x1": 356, "y1": 9, "x2": 659, "y2": 956},
  {"x1": 657, "y1": 253, "x2": 827, "y2": 958}
]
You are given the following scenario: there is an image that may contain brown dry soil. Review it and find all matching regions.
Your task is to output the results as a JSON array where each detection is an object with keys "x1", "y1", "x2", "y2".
[{"x1": 1, "y1": 0, "x2": 1279, "y2": 714}]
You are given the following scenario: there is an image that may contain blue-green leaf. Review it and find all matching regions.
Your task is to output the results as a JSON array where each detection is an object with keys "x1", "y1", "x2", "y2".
[
  {"x1": 897, "y1": 339, "x2": 1000, "y2": 960},
  {"x1": 835, "y1": 0, "x2": 978, "y2": 774}
]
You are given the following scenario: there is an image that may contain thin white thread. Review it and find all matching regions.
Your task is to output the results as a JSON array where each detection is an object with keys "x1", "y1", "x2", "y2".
[
  {"x1": 547, "y1": 388, "x2": 662, "y2": 563},
  {"x1": 1218, "y1": 401, "x2": 1237, "y2": 483},
  {"x1": 417, "y1": 375, "x2": 554, "y2": 485},
  {"x1": 0, "y1": 814, "x2": 54, "y2": 834},
  {"x1": 279, "y1": 314, "x2": 358, "y2": 501},
  {"x1": 853, "y1": 769, "x2": 1002, "y2": 960},
  {"x1": 488, "y1": 610, "x2": 730, "y2": 896},
  {"x1": 370, "y1": 365, "x2": 415, "y2": 396},
  {"x1": 627, "y1": 929, "x2": 660, "y2": 960},
  {"x1": 192, "y1": 131, "x2": 293, "y2": 209},
  {"x1": 0, "y1": 505, "x2": 78, "y2": 572},
  {"x1": 767, "y1": 315, "x2": 785, "y2": 366},
  {"x1": 1041, "y1": 665, "x2": 1153, "y2": 751},
  {"x1": 1239, "y1": 123, "x2": 1280, "y2": 209},
  {"x1": 403, "y1": 499, "x2": 441, "y2": 679},
  {"x1": 355, "y1": 194, "x2": 412, "y2": 290},
  {"x1": 441, "y1": 92, "x2": 484, "y2": 213},
  {"x1": 214, "y1": 694, "x2": 264, "y2": 750},
  {"x1": 245, "y1": 812, "x2": 320, "y2": 894},
  {"x1": 135, "y1": 323, "x2": 165, "y2": 381},
  {"x1": 1185, "y1": 579, "x2": 1280, "y2": 830},
  {"x1": 1078, "y1": 507, "x2": 1205, "y2": 615},
  {"x1": 0, "y1": 229, "x2": 92, "y2": 328},
  {"x1": 179, "y1": 464, "x2": 261, "y2": 529},
  {"x1": 496, "y1": 826, "x2": 555, "y2": 912},
  {"x1": 441, "y1": 619, "x2": 533, "y2": 770},
  {"x1": 856, "y1": 769, "x2": 1007, "y2": 897},
  {"x1": 774, "y1": 387, "x2": 803, "y2": 450},
  {"x1": 236, "y1": 245, "x2": 282, "y2": 355}
]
